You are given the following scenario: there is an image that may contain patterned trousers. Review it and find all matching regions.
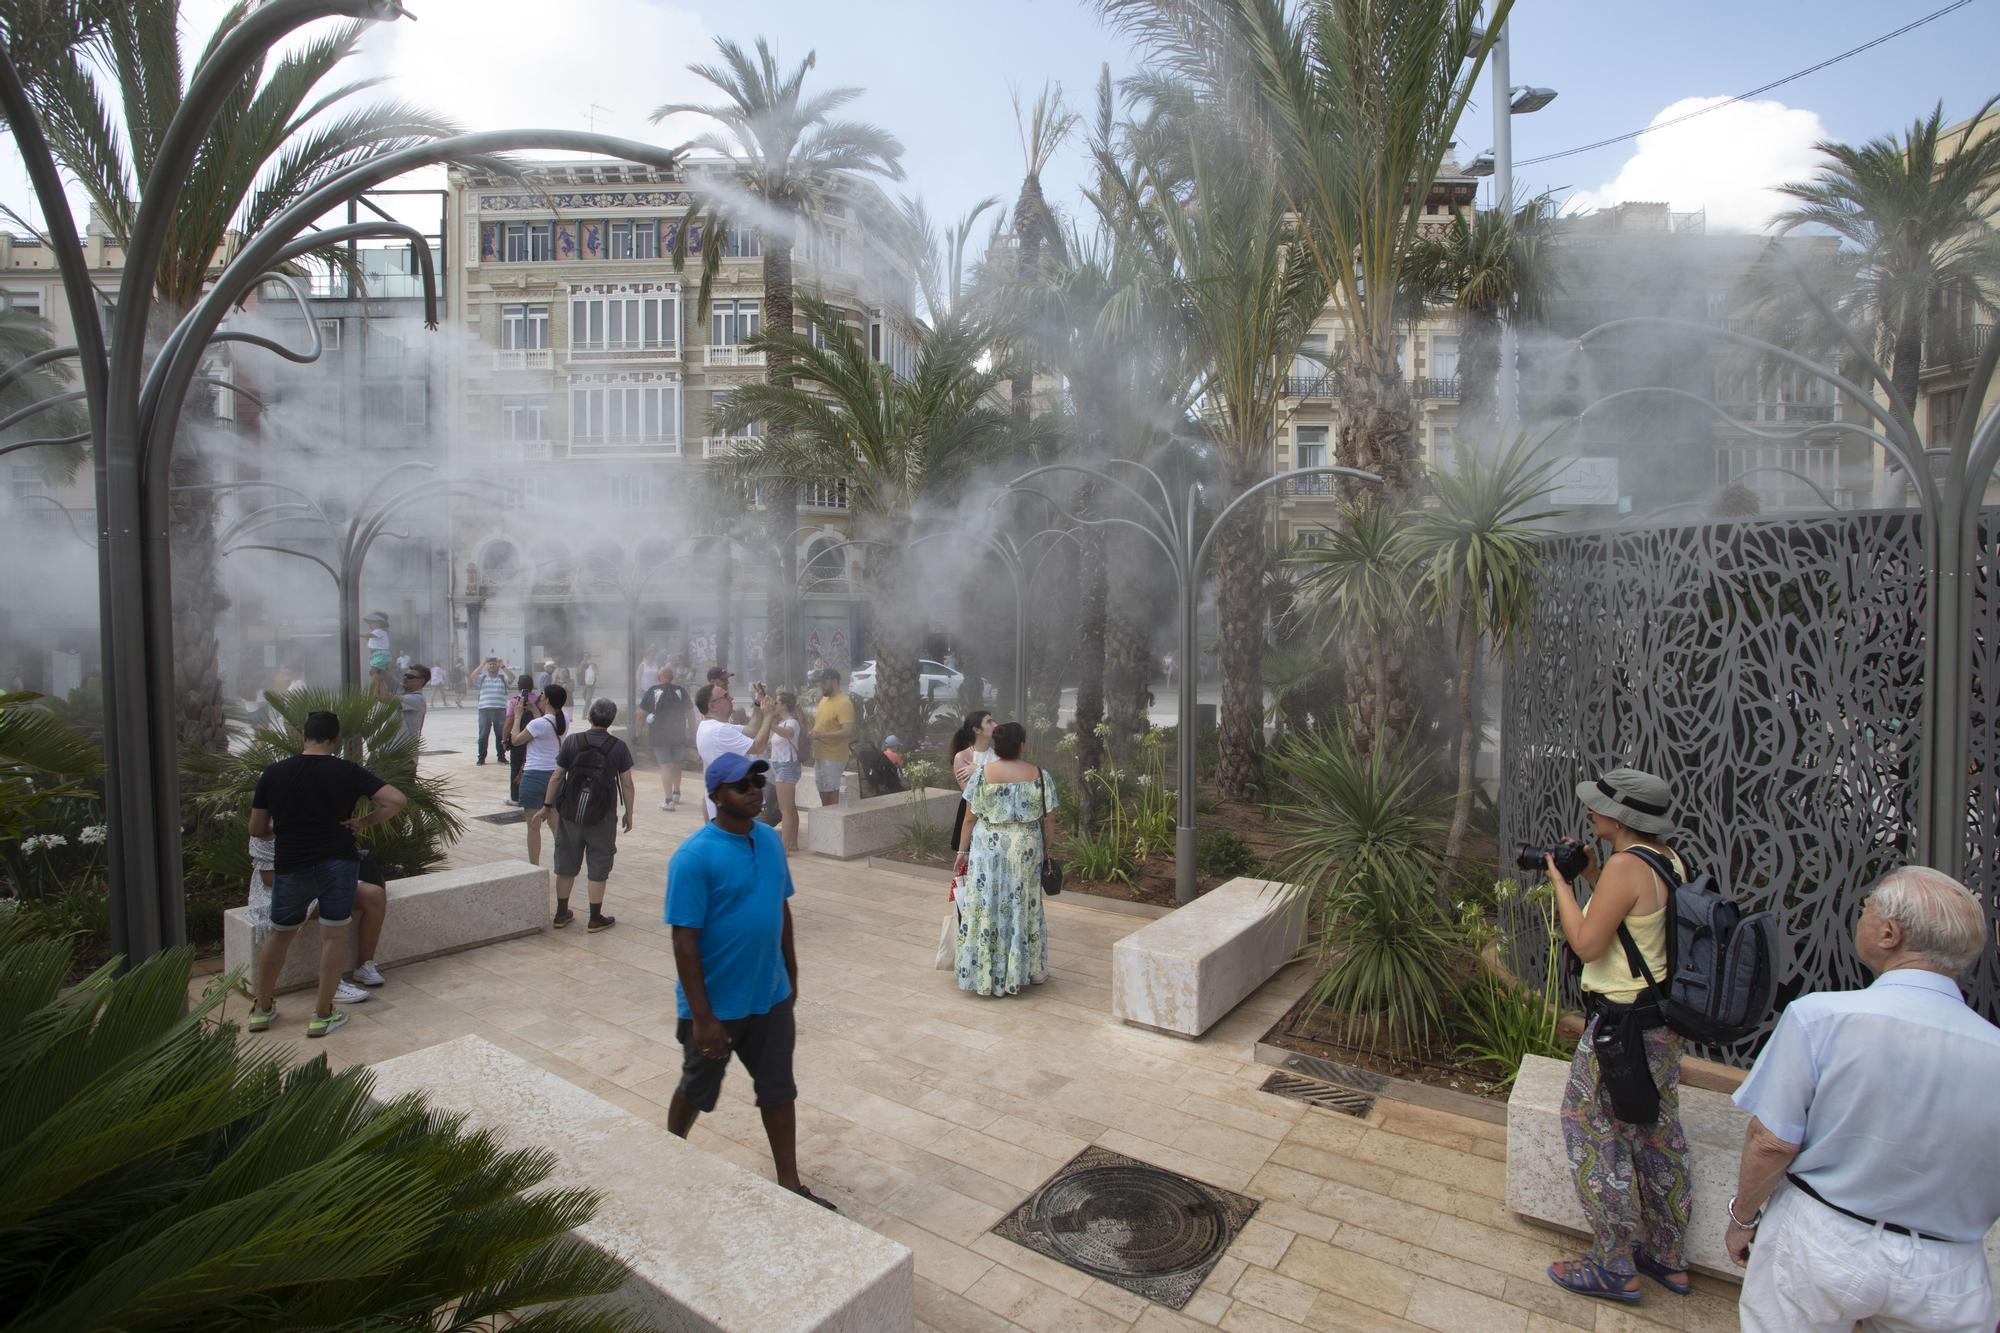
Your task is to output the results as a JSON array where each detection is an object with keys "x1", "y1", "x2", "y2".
[{"x1": 1560, "y1": 1011, "x2": 1693, "y2": 1276}]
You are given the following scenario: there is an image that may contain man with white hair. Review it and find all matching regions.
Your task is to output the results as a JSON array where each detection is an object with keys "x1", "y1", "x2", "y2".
[{"x1": 1729, "y1": 866, "x2": 1999, "y2": 1332}]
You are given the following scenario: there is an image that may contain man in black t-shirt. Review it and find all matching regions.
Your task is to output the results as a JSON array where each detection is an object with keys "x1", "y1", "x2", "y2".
[
  {"x1": 247, "y1": 710, "x2": 407, "y2": 1039},
  {"x1": 640, "y1": 664, "x2": 694, "y2": 811},
  {"x1": 545, "y1": 697, "x2": 636, "y2": 932}
]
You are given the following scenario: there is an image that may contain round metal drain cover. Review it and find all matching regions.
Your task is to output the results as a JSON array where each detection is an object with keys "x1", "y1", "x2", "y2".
[{"x1": 1026, "y1": 1163, "x2": 1232, "y2": 1279}]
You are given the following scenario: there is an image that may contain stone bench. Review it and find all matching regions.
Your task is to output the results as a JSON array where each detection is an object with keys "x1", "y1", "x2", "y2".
[
  {"x1": 802, "y1": 787, "x2": 961, "y2": 860},
  {"x1": 369, "y1": 1036, "x2": 914, "y2": 1332},
  {"x1": 1506, "y1": 1053, "x2": 2000, "y2": 1287},
  {"x1": 1111, "y1": 876, "x2": 1308, "y2": 1038},
  {"x1": 223, "y1": 859, "x2": 548, "y2": 995}
]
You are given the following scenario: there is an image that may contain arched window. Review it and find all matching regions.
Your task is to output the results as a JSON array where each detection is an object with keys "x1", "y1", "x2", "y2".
[
  {"x1": 803, "y1": 536, "x2": 845, "y2": 588},
  {"x1": 475, "y1": 539, "x2": 519, "y2": 592}
]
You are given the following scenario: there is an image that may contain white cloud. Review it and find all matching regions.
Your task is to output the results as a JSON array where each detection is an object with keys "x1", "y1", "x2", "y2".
[{"x1": 1565, "y1": 97, "x2": 1828, "y2": 233}]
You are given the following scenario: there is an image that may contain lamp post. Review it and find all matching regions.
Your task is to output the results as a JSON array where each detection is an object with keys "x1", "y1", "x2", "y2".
[
  {"x1": 1000, "y1": 455, "x2": 1382, "y2": 904},
  {"x1": 1466, "y1": 15, "x2": 1555, "y2": 429}
]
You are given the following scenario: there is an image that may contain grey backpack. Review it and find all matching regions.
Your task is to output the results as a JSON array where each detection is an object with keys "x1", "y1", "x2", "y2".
[{"x1": 1621, "y1": 848, "x2": 1781, "y2": 1046}]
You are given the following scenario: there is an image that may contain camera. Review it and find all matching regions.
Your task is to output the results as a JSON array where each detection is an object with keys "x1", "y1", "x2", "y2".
[{"x1": 1516, "y1": 838, "x2": 1591, "y2": 881}]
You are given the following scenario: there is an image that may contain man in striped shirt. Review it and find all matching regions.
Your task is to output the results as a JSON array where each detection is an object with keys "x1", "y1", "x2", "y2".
[{"x1": 474, "y1": 655, "x2": 510, "y2": 765}]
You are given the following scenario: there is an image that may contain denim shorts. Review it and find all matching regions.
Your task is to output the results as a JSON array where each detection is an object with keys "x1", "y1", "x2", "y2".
[
  {"x1": 813, "y1": 759, "x2": 846, "y2": 793},
  {"x1": 770, "y1": 759, "x2": 802, "y2": 785},
  {"x1": 269, "y1": 857, "x2": 359, "y2": 930}
]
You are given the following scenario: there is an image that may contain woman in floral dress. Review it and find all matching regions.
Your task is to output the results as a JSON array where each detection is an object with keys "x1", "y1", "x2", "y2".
[{"x1": 951, "y1": 722, "x2": 1055, "y2": 996}]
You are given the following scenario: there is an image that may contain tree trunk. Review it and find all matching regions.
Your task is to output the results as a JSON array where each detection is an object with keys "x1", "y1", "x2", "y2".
[
  {"x1": 1213, "y1": 459, "x2": 1268, "y2": 801},
  {"x1": 1443, "y1": 600, "x2": 1481, "y2": 879},
  {"x1": 1025, "y1": 538, "x2": 1075, "y2": 728},
  {"x1": 1104, "y1": 609, "x2": 1149, "y2": 767},
  {"x1": 1891, "y1": 303, "x2": 1923, "y2": 431},
  {"x1": 1071, "y1": 481, "x2": 1107, "y2": 833},
  {"x1": 763, "y1": 232, "x2": 800, "y2": 687},
  {"x1": 1457, "y1": 308, "x2": 1500, "y2": 448},
  {"x1": 1338, "y1": 346, "x2": 1421, "y2": 748},
  {"x1": 169, "y1": 445, "x2": 230, "y2": 757},
  {"x1": 1010, "y1": 176, "x2": 1048, "y2": 466}
]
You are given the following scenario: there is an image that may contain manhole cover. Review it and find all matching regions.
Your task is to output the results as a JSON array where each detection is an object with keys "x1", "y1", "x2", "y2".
[
  {"x1": 474, "y1": 810, "x2": 526, "y2": 825},
  {"x1": 992, "y1": 1145, "x2": 1257, "y2": 1309},
  {"x1": 1260, "y1": 1070, "x2": 1375, "y2": 1117}
]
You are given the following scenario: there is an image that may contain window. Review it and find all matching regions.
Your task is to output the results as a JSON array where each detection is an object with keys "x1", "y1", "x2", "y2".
[
  {"x1": 607, "y1": 219, "x2": 658, "y2": 260},
  {"x1": 809, "y1": 307, "x2": 845, "y2": 352},
  {"x1": 1294, "y1": 426, "x2": 1328, "y2": 470},
  {"x1": 364, "y1": 381, "x2": 427, "y2": 426},
  {"x1": 723, "y1": 227, "x2": 762, "y2": 258},
  {"x1": 1432, "y1": 427, "x2": 1456, "y2": 473},
  {"x1": 804, "y1": 537, "x2": 845, "y2": 585},
  {"x1": 569, "y1": 382, "x2": 680, "y2": 447},
  {"x1": 4, "y1": 289, "x2": 42, "y2": 316},
  {"x1": 500, "y1": 303, "x2": 550, "y2": 350},
  {"x1": 503, "y1": 222, "x2": 555, "y2": 262},
  {"x1": 569, "y1": 289, "x2": 678, "y2": 355},
  {"x1": 501, "y1": 395, "x2": 549, "y2": 441},
  {"x1": 1929, "y1": 388, "x2": 1966, "y2": 449},
  {"x1": 317, "y1": 318, "x2": 341, "y2": 351},
  {"x1": 1429, "y1": 334, "x2": 1459, "y2": 380},
  {"x1": 365, "y1": 331, "x2": 405, "y2": 376},
  {"x1": 9, "y1": 461, "x2": 45, "y2": 500},
  {"x1": 710, "y1": 299, "x2": 760, "y2": 347},
  {"x1": 1291, "y1": 334, "x2": 1327, "y2": 388}
]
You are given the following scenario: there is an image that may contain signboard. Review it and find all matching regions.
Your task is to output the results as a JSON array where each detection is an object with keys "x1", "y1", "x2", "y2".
[{"x1": 1550, "y1": 456, "x2": 1620, "y2": 506}]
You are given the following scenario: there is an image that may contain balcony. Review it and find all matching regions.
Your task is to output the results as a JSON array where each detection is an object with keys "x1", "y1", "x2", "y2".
[
  {"x1": 701, "y1": 435, "x2": 764, "y2": 459},
  {"x1": 567, "y1": 435, "x2": 682, "y2": 459},
  {"x1": 1924, "y1": 322, "x2": 1994, "y2": 369},
  {"x1": 1281, "y1": 472, "x2": 1337, "y2": 499},
  {"x1": 1720, "y1": 401, "x2": 1839, "y2": 425},
  {"x1": 703, "y1": 345, "x2": 767, "y2": 369},
  {"x1": 566, "y1": 339, "x2": 679, "y2": 364},
  {"x1": 800, "y1": 479, "x2": 850, "y2": 510},
  {"x1": 1284, "y1": 374, "x2": 1343, "y2": 400},
  {"x1": 492, "y1": 348, "x2": 553, "y2": 372},
  {"x1": 1412, "y1": 376, "x2": 1459, "y2": 401}
]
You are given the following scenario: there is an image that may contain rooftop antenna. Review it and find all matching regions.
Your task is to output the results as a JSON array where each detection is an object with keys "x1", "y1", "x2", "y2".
[{"x1": 582, "y1": 103, "x2": 614, "y2": 133}]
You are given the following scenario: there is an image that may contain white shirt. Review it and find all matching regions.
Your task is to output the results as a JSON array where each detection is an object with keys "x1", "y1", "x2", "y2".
[
  {"x1": 1734, "y1": 968, "x2": 2000, "y2": 1242},
  {"x1": 367, "y1": 628, "x2": 389, "y2": 652},
  {"x1": 695, "y1": 716, "x2": 754, "y2": 818},
  {"x1": 769, "y1": 718, "x2": 799, "y2": 766},
  {"x1": 522, "y1": 714, "x2": 562, "y2": 772}
]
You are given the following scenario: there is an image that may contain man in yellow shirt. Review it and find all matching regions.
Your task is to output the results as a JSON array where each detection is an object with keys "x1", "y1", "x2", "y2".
[{"x1": 809, "y1": 667, "x2": 853, "y2": 806}]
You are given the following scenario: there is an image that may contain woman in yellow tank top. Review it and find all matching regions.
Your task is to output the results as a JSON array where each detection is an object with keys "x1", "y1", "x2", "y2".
[{"x1": 1543, "y1": 768, "x2": 1694, "y2": 1307}]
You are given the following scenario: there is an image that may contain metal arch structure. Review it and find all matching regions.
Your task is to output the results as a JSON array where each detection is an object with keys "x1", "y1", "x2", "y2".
[
  {"x1": 997, "y1": 456, "x2": 1384, "y2": 904},
  {"x1": 1573, "y1": 306, "x2": 2000, "y2": 881},
  {"x1": 0, "y1": 0, "x2": 685, "y2": 962}
]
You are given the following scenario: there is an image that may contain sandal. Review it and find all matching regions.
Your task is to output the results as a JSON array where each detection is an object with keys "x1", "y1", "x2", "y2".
[
  {"x1": 790, "y1": 1184, "x2": 838, "y2": 1212},
  {"x1": 1547, "y1": 1258, "x2": 1642, "y2": 1304},
  {"x1": 1634, "y1": 1249, "x2": 1692, "y2": 1295}
]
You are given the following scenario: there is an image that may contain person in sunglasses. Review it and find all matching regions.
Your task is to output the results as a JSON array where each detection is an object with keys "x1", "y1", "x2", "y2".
[{"x1": 662, "y1": 752, "x2": 834, "y2": 1211}]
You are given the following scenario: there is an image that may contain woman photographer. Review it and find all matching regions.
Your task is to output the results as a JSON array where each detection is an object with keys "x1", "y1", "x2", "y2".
[{"x1": 1544, "y1": 768, "x2": 1693, "y2": 1306}]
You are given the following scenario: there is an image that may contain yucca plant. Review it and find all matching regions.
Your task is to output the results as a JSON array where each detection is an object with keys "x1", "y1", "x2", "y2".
[
  {"x1": 0, "y1": 917, "x2": 643, "y2": 1332},
  {"x1": 181, "y1": 688, "x2": 462, "y2": 890},
  {"x1": 1268, "y1": 726, "x2": 1464, "y2": 1052}
]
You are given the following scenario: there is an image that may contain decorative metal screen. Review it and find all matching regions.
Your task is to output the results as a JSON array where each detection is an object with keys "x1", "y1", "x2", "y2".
[{"x1": 1499, "y1": 510, "x2": 1999, "y2": 1064}]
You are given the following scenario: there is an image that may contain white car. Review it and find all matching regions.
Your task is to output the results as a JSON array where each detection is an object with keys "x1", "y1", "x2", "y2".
[{"x1": 846, "y1": 659, "x2": 965, "y2": 702}]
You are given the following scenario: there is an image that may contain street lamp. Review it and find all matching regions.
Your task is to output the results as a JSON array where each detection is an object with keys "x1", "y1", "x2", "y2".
[{"x1": 1486, "y1": 16, "x2": 1556, "y2": 429}]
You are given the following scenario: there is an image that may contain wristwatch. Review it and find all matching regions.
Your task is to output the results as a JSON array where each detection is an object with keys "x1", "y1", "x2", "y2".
[{"x1": 1726, "y1": 1195, "x2": 1762, "y2": 1228}]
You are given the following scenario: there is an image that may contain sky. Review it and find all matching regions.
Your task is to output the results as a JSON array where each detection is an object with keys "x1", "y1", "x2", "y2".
[{"x1": 3, "y1": 0, "x2": 1997, "y2": 252}]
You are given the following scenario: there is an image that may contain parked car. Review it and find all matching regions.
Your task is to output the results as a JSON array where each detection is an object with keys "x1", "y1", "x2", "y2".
[{"x1": 847, "y1": 658, "x2": 965, "y2": 702}]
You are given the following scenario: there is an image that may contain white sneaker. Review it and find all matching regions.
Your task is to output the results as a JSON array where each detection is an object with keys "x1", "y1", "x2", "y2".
[
  {"x1": 659, "y1": 798, "x2": 672, "y2": 810},
  {"x1": 352, "y1": 960, "x2": 386, "y2": 987},
  {"x1": 334, "y1": 979, "x2": 371, "y2": 1004}
]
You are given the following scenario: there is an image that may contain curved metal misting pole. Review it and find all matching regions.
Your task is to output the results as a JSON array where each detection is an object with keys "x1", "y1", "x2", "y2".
[
  {"x1": 0, "y1": 343, "x2": 84, "y2": 394},
  {"x1": 224, "y1": 541, "x2": 340, "y2": 585},
  {"x1": 15, "y1": 494, "x2": 97, "y2": 548},
  {"x1": 0, "y1": 430, "x2": 90, "y2": 459},
  {"x1": 1622, "y1": 467, "x2": 1846, "y2": 525},
  {"x1": 1576, "y1": 384, "x2": 1905, "y2": 473}
]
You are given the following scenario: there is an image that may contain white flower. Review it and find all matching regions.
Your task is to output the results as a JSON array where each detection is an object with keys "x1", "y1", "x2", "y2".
[
  {"x1": 18, "y1": 835, "x2": 44, "y2": 854},
  {"x1": 78, "y1": 825, "x2": 108, "y2": 845},
  {"x1": 1136, "y1": 775, "x2": 1153, "y2": 788},
  {"x1": 39, "y1": 834, "x2": 67, "y2": 850}
]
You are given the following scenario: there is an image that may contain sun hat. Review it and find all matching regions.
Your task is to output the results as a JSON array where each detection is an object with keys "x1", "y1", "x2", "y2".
[
  {"x1": 705, "y1": 752, "x2": 769, "y2": 793},
  {"x1": 364, "y1": 610, "x2": 389, "y2": 624},
  {"x1": 1576, "y1": 768, "x2": 1674, "y2": 836}
]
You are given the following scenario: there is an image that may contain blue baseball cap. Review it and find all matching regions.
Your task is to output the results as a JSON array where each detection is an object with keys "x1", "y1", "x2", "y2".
[{"x1": 704, "y1": 752, "x2": 769, "y2": 793}]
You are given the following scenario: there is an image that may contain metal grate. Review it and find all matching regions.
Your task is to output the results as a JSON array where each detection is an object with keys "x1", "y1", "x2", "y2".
[
  {"x1": 474, "y1": 810, "x2": 526, "y2": 825},
  {"x1": 1260, "y1": 1070, "x2": 1375, "y2": 1118}
]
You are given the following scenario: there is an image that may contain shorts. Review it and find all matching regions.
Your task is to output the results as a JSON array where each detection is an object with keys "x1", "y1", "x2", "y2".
[
  {"x1": 652, "y1": 737, "x2": 688, "y2": 768},
  {"x1": 518, "y1": 767, "x2": 553, "y2": 811},
  {"x1": 553, "y1": 814, "x2": 618, "y2": 881},
  {"x1": 770, "y1": 759, "x2": 802, "y2": 785},
  {"x1": 674, "y1": 998, "x2": 797, "y2": 1111},
  {"x1": 269, "y1": 857, "x2": 359, "y2": 930},
  {"x1": 368, "y1": 649, "x2": 392, "y2": 671},
  {"x1": 814, "y1": 759, "x2": 847, "y2": 793}
]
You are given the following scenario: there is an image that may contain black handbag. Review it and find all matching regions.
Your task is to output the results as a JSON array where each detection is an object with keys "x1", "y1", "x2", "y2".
[
  {"x1": 1589, "y1": 1001, "x2": 1663, "y2": 1125},
  {"x1": 1037, "y1": 770, "x2": 1063, "y2": 895}
]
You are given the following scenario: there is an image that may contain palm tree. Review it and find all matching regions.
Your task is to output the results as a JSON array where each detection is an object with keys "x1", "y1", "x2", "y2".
[
  {"x1": 20, "y1": 0, "x2": 459, "y2": 757},
  {"x1": 1773, "y1": 98, "x2": 2000, "y2": 418},
  {"x1": 0, "y1": 306, "x2": 87, "y2": 483},
  {"x1": 708, "y1": 296, "x2": 1017, "y2": 742},
  {"x1": 1405, "y1": 196, "x2": 1561, "y2": 440},
  {"x1": 1106, "y1": 91, "x2": 1327, "y2": 799},
  {"x1": 1400, "y1": 433, "x2": 1564, "y2": 869},
  {"x1": 1291, "y1": 495, "x2": 1417, "y2": 755},
  {"x1": 1005, "y1": 83, "x2": 1079, "y2": 449},
  {"x1": 651, "y1": 38, "x2": 905, "y2": 688}
]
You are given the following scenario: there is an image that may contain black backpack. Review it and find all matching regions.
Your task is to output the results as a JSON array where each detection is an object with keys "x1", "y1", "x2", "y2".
[
  {"x1": 559, "y1": 731, "x2": 620, "y2": 826},
  {"x1": 1621, "y1": 847, "x2": 1781, "y2": 1046}
]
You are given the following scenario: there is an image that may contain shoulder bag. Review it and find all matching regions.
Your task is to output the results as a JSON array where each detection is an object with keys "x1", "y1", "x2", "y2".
[{"x1": 1037, "y1": 769, "x2": 1063, "y2": 896}]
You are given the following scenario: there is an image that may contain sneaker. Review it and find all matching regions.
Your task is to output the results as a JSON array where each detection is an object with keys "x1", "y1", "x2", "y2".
[
  {"x1": 305, "y1": 1009, "x2": 348, "y2": 1038},
  {"x1": 353, "y1": 960, "x2": 386, "y2": 987},
  {"x1": 553, "y1": 908, "x2": 575, "y2": 929},
  {"x1": 334, "y1": 980, "x2": 371, "y2": 1005},
  {"x1": 659, "y1": 799, "x2": 672, "y2": 810},
  {"x1": 247, "y1": 1006, "x2": 276, "y2": 1033},
  {"x1": 587, "y1": 914, "x2": 617, "y2": 933}
]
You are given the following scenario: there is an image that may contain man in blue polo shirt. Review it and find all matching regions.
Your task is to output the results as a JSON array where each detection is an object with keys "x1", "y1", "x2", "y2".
[{"x1": 664, "y1": 751, "x2": 834, "y2": 1210}]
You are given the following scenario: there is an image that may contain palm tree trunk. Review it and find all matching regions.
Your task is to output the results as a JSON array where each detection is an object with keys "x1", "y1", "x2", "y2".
[
  {"x1": 1214, "y1": 459, "x2": 1268, "y2": 800},
  {"x1": 1104, "y1": 609, "x2": 1149, "y2": 766},
  {"x1": 1443, "y1": 600, "x2": 1481, "y2": 877},
  {"x1": 1892, "y1": 304, "x2": 1923, "y2": 425},
  {"x1": 170, "y1": 441, "x2": 230, "y2": 757},
  {"x1": 1339, "y1": 345, "x2": 1420, "y2": 748},
  {"x1": 764, "y1": 233, "x2": 799, "y2": 687},
  {"x1": 1072, "y1": 480, "x2": 1107, "y2": 832},
  {"x1": 1458, "y1": 309, "x2": 1500, "y2": 443}
]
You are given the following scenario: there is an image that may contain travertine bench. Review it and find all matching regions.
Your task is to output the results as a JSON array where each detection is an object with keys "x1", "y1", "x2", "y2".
[
  {"x1": 223, "y1": 858, "x2": 548, "y2": 994},
  {"x1": 802, "y1": 788, "x2": 960, "y2": 860},
  {"x1": 1111, "y1": 876, "x2": 1308, "y2": 1037},
  {"x1": 1506, "y1": 1053, "x2": 2000, "y2": 1286},
  {"x1": 369, "y1": 1036, "x2": 914, "y2": 1332}
]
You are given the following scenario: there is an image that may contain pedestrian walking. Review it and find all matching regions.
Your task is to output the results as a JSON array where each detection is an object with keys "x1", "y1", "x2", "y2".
[
  {"x1": 664, "y1": 751, "x2": 835, "y2": 1211},
  {"x1": 505, "y1": 673, "x2": 540, "y2": 802},
  {"x1": 512, "y1": 682, "x2": 567, "y2": 866},
  {"x1": 767, "y1": 691, "x2": 803, "y2": 851},
  {"x1": 808, "y1": 667, "x2": 853, "y2": 806},
  {"x1": 245, "y1": 710, "x2": 406, "y2": 1038},
  {"x1": 694, "y1": 678, "x2": 772, "y2": 820},
  {"x1": 543, "y1": 697, "x2": 635, "y2": 933},
  {"x1": 580, "y1": 653, "x2": 598, "y2": 692},
  {"x1": 474, "y1": 655, "x2": 510, "y2": 764},
  {"x1": 1543, "y1": 769, "x2": 1693, "y2": 1305},
  {"x1": 1730, "y1": 867, "x2": 1999, "y2": 1332},
  {"x1": 950, "y1": 721, "x2": 1055, "y2": 997},
  {"x1": 640, "y1": 664, "x2": 695, "y2": 810}
]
